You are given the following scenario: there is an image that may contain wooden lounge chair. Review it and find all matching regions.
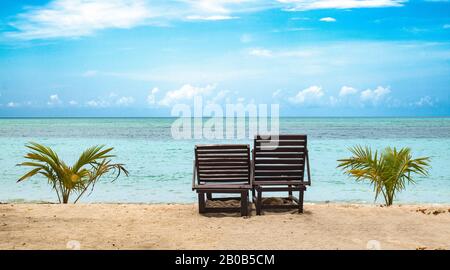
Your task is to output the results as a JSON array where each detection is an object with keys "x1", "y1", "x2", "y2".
[
  {"x1": 252, "y1": 135, "x2": 311, "y2": 215},
  {"x1": 192, "y1": 144, "x2": 252, "y2": 216}
]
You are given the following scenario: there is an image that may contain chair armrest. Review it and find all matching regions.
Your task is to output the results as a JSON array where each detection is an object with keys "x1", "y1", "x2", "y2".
[
  {"x1": 192, "y1": 160, "x2": 197, "y2": 190},
  {"x1": 305, "y1": 149, "x2": 312, "y2": 186},
  {"x1": 250, "y1": 159, "x2": 254, "y2": 186}
]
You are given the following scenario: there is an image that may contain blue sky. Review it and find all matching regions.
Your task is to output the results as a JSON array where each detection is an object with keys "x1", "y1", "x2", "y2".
[{"x1": 0, "y1": 0, "x2": 449, "y2": 117}]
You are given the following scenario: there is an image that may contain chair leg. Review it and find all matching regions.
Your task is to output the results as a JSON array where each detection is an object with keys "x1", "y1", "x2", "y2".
[
  {"x1": 298, "y1": 189, "x2": 304, "y2": 213},
  {"x1": 288, "y1": 185, "x2": 292, "y2": 197},
  {"x1": 251, "y1": 188, "x2": 256, "y2": 203},
  {"x1": 198, "y1": 192, "x2": 206, "y2": 214},
  {"x1": 206, "y1": 193, "x2": 212, "y2": 200},
  {"x1": 240, "y1": 191, "x2": 248, "y2": 216},
  {"x1": 256, "y1": 188, "x2": 262, "y2": 215}
]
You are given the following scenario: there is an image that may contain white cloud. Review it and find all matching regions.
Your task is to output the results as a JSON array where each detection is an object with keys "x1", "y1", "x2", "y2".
[
  {"x1": 86, "y1": 92, "x2": 134, "y2": 108},
  {"x1": 339, "y1": 86, "x2": 358, "y2": 97},
  {"x1": 5, "y1": 0, "x2": 408, "y2": 40},
  {"x1": 360, "y1": 86, "x2": 391, "y2": 103},
  {"x1": 444, "y1": 24, "x2": 450, "y2": 29},
  {"x1": 151, "y1": 84, "x2": 231, "y2": 107},
  {"x1": 186, "y1": 0, "x2": 269, "y2": 15},
  {"x1": 188, "y1": 0, "x2": 237, "y2": 14},
  {"x1": 47, "y1": 94, "x2": 62, "y2": 105},
  {"x1": 289, "y1": 85, "x2": 324, "y2": 104},
  {"x1": 86, "y1": 100, "x2": 107, "y2": 108},
  {"x1": 7, "y1": 0, "x2": 152, "y2": 40},
  {"x1": 6, "y1": 101, "x2": 34, "y2": 108},
  {"x1": 185, "y1": 15, "x2": 237, "y2": 21},
  {"x1": 5, "y1": 0, "x2": 261, "y2": 40},
  {"x1": 284, "y1": 85, "x2": 432, "y2": 108},
  {"x1": 69, "y1": 100, "x2": 78, "y2": 106},
  {"x1": 249, "y1": 48, "x2": 273, "y2": 57},
  {"x1": 319, "y1": 17, "x2": 336, "y2": 22},
  {"x1": 147, "y1": 87, "x2": 159, "y2": 105},
  {"x1": 116, "y1": 96, "x2": 135, "y2": 106},
  {"x1": 158, "y1": 84, "x2": 216, "y2": 107},
  {"x1": 7, "y1": 102, "x2": 20, "y2": 108},
  {"x1": 278, "y1": 0, "x2": 406, "y2": 11},
  {"x1": 86, "y1": 100, "x2": 97, "y2": 107}
]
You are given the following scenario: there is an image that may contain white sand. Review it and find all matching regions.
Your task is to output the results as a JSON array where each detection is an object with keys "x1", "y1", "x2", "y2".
[{"x1": 1, "y1": 203, "x2": 449, "y2": 250}]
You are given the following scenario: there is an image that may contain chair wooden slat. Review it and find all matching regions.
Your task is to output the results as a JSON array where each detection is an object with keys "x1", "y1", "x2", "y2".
[
  {"x1": 199, "y1": 163, "x2": 248, "y2": 167},
  {"x1": 255, "y1": 141, "x2": 306, "y2": 146},
  {"x1": 255, "y1": 165, "x2": 304, "y2": 170},
  {"x1": 196, "y1": 144, "x2": 249, "y2": 149},
  {"x1": 197, "y1": 149, "x2": 249, "y2": 154},
  {"x1": 252, "y1": 134, "x2": 310, "y2": 215},
  {"x1": 200, "y1": 168, "x2": 248, "y2": 172},
  {"x1": 255, "y1": 153, "x2": 305, "y2": 159},
  {"x1": 254, "y1": 170, "x2": 303, "y2": 176},
  {"x1": 199, "y1": 173, "x2": 249, "y2": 177},
  {"x1": 198, "y1": 157, "x2": 249, "y2": 162},
  {"x1": 200, "y1": 178, "x2": 250, "y2": 182},
  {"x1": 254, "y1": 158, "x2": 304, "y2": 164},
  {"x1": 256, "y1": 135, "x2": 307, "y2": 140},
  {"x1": 254, "y1": 147, "x2": 305, "y2": 153},
  {"x1": 195, "y1": 144, "x2": 250, "y2": 185},
  {"x1": 198, "y1": 155, "x2": 248, "y2": 161}
]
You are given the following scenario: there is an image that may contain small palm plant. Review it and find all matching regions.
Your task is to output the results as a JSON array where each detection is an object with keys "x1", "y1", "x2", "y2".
[
  {"x1": 337, "y1": 146, "x2": 430, "y2": 206},
  {"x1": 17, "y1": 142, "x2": 128, "y2": 204}
]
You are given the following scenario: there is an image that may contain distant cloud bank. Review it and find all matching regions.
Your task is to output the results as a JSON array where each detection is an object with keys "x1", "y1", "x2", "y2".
[{"x1": 5, "y1": 0, "x2": 408, "y2": 40}]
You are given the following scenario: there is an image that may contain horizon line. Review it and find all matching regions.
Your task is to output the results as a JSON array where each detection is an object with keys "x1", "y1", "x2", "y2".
[{"x1": 1, "y1": 116, "x2": 449, "y2": 119}]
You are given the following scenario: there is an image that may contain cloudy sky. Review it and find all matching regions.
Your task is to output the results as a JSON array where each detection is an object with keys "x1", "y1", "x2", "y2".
[{"x1": 0, "y1": 0, "x2": 449, "y2": 117}]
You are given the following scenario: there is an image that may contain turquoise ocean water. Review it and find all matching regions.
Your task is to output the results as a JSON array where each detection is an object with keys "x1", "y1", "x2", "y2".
[{"x1": 0, "y1": 117, "x2": 449, "y2": 204}]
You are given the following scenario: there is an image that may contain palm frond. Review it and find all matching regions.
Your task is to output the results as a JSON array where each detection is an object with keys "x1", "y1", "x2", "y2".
[
  {"x1": 338, "y1": 145, "x2": 431, "y2": 206},
  {"x1": 17, "y1": 142, "x2": 128, "y2": 204}
]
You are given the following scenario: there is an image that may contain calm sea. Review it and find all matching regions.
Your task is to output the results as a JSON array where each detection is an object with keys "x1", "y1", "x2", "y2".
[{"x1": 0, "y1": 118, "x2": 449, "y2": 204}]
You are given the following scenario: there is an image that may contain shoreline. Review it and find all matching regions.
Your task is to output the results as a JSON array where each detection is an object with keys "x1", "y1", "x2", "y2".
[
  {"x1": 1, "y1": 203, "x2": 449, "y2": 250},
  {"x1": 0, "y1": 201, "x2": 450, "y2": 208},
  {"x1": 3, "y1": 201, "x2": 450, "y2": 206}
]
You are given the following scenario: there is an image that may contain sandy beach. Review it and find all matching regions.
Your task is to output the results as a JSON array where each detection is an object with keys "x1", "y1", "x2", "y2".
[{"x1": 1, "y1": 203, "x2": 449, "y2": 250}]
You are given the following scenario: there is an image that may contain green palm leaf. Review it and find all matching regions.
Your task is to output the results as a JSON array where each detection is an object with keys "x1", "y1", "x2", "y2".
[
  {"x1": 337, "y1": 145, "x2": 430, "y2": 206},
  {"x1": 17, "y1": 142, "x2": 128, "y2": 204}
]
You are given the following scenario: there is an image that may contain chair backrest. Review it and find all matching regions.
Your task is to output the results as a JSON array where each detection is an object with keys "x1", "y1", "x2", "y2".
[
  {"x1": 253, "y1": 135, "x2": 307, "y2": 184},
  {"x1": 195, "y1": 144, "x2": 251, "y2": 185}
]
